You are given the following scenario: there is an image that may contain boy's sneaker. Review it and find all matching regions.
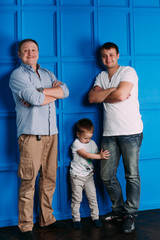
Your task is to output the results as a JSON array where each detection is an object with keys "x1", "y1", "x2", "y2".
[
  {"x1": 101, "y1": 211, "x2": 123, "y2": 222},
  {"x1": 122, "y1": 215, "x2": 135, "y2": 233},
  {"x1": 93, "y1": 219, "x2": 103, "y2": 228},
  {"x1": 73, "y1": 221, "x2": 82, "y2": 229}
]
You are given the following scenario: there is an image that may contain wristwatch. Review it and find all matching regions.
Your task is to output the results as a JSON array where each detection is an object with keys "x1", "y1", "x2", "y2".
[{"x1": 37, "y1": 87, "x2": 44, "y2": 93}]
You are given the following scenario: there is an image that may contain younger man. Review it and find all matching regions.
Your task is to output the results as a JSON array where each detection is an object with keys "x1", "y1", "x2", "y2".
[
  {"x1": 70, "y1": 118, "x2": 110, "y2": 229},
  {"x1": 89, "y1": 42, "x2": 143, "y2": 233}
]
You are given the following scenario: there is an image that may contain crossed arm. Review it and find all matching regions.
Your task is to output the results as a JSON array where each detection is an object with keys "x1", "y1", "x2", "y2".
[
  {"x1": 41, "y1": 81, "x2": 64, "y2": 105},
  {"x1": 22, "y1": 81, "x2": 64, "y2": 106},
  {"x1": 88, "y1": 81, "x2": 134, "y2": 104}
]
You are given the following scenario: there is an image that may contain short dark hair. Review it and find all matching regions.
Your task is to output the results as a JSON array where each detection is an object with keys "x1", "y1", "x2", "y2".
[
  {"x1": 18, "y1": 39, "x2": 39, "y2": 52},
  {"x1": 100, "y1": 42, "x2": 119, "y2": 54},
  {"x1": 76, "y1": 118, "x2": 94, "y2": 133}
]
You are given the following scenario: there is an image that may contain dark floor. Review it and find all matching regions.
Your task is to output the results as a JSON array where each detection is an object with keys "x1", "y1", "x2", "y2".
[{"x1": 0, "y1": 209, "x2": 160, "y2": 240}]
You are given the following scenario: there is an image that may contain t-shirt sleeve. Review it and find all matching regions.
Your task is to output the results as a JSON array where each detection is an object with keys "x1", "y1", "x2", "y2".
[
  {"x1": 71, "y1": 140, "x2": 83, "y2": 153},
  {"x1": 92, "y1": 140, "x2": 99, "y2": 154},
  {"x1": 94, "y1": 73, "x2": 103, "y2": 88},
  {"x1": 121, "y1": 67, "x2": 138, "y2": 85}
]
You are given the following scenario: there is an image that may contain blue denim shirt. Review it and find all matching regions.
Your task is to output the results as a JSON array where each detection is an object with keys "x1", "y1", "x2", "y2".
[{"x1": 9, "y1": 63, "x2": 69, "y2": 137}]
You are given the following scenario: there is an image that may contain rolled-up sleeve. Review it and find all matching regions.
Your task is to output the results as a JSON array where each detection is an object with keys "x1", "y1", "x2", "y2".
[
  {"x1": 49, "y1": 71, "x2": 69, "y2": 99},
  {"x1": 59, "y1": 83, "x2": 69, "y2": 99},
  {"x1": 9, "y1": 70, "x2": 45, "y2": 106}
]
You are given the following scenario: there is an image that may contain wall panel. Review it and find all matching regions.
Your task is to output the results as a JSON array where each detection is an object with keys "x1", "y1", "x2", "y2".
[
  {"x1": 0, "y1": 0, "x2": 16, "y2": 6},
  {"x1": 0, "y1": 12, "x2": 17, "y2": 59},
  {"x1": 62, "y1": 62, "x2": 95, "y2": 110},
  {"x1": 140, "y1": 110, "x2": 160, "y2": 159},
  {"x1": 22, "y1": 11, "x2": 57, "y2": 56},
  {"x1": 0, "y1": 117, "x2": 18, "y2": 168},
  {"x1": 61, "y1": 11, "x2": 94, "y2": 57},
  {"x1": 22, "y1": 0, "x2": 56, "y2": 6},
  {"x1": 135, "y1": 60, "x2": 160, "y2": 105},
  {"x1": 133, "y1": 0, "x2": 159, "y2": 8},
  {"x1": 140, "y1": 158, "x2": 160, "y2": 210},
  {"x1": 134, "y1": 12, "x2": 160, "y2": 55},
  {"x1": 0, "y1": 171, "x2": 18, "y2": 227},
  {"x1": 98, "y1": 0, "x2": 129, "y2": 7},
  {"x1": 61, "y1": 0, "x2": 93, "y2": 6},
  {"x1": 98, "y1": 11, "x2": 130, "y2": 55}
]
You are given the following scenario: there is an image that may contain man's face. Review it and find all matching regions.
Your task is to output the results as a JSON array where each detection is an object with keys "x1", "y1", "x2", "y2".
[
  {"x1": 101, "y1": 48, "x2": 119, "y2": 69},
  {"x1": 18, "y1": 41, "x2": 39, "y2": 68}
]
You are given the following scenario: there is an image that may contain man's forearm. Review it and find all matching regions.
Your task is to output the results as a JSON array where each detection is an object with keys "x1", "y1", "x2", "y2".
[
  {"x1": 104, "y1": 81, "x2": 134, "y2": 103},
  {"x1": 104, "y1": 90, "x2": 120, "y2": 103},
  {"x1": 89, "y1": 87, "x2": 116, "y2": 103},
  {"x1": 41, "y1": 95, "x2": 56, "y2": 105},
  {"x1": 104, "y1": 89, "x2": 129, "y2": 103},
  {"x1": 43, "y1": 86, "x2": 64, "y2": 99}
]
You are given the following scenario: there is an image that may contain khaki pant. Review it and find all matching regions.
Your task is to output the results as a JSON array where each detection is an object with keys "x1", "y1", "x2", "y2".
[
  {"x1": 18, "y1": 134, "x2": 58, "y2": 232},
  {"x1": 70, "y1": 173, "x2": 99, "y2": 222}
]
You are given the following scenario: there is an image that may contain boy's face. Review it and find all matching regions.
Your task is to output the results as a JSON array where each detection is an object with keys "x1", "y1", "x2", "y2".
[
  {"x1": 77, "y1": 131, "x2": 93, "y2": 144},
  {"x1": 101, "y1": 47, "x2": 119, "y2": 69}
]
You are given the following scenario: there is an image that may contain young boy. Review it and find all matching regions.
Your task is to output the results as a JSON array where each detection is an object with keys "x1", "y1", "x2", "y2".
[{"x1": 70, "y1": 118, "x2": 110, "y2": 229}]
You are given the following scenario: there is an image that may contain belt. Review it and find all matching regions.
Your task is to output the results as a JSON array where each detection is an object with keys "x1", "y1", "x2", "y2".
[{"x1": 36, "y1": 135, "x2": 41, "y2": 141}]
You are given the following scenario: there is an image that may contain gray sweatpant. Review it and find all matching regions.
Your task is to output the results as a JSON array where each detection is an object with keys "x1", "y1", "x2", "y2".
[{"x1": 70, "y1": 172, "x2": 99, "y2": 222}]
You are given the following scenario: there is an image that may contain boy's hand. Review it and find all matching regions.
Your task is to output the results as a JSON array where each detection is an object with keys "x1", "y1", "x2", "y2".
[{"x1": 100, "y1": 149, "x2": 110, "y2": 159}]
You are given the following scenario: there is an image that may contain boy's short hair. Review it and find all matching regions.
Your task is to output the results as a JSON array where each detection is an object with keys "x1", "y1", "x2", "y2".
[
  {"x1": 18, "y1": 39, "x2": 39, "y2": 52},
  {"x1": 76, "y1": 118, "x2": 94, "y2": 133},
  {"x1": 100, "y1": 42, "x2": 119, "y2": 54}
]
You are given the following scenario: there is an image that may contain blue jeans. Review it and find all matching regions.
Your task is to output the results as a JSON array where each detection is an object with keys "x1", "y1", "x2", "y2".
[{"x1": 100, "y1": 133, "x2": 143, "y2": 216}]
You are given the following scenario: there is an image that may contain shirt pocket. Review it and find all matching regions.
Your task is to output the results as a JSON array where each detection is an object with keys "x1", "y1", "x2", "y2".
[{"x1": 18, "y1": 158, "x2": 34, "y2": 180}]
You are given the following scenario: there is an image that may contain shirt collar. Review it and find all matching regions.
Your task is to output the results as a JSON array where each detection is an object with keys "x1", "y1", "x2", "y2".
[{"x1": 21, "y1": 62, "x2": 40, "y2": 72}]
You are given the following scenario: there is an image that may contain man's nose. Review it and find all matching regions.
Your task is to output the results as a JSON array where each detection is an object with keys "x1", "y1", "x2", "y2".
[{"x1": 27, "y1": 50, "x2": 31, "y2": 55}]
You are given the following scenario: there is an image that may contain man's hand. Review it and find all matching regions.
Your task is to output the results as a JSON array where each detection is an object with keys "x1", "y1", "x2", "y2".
[
  {"x1": 52, "y1": 80, "x2": 62, "y2": 88},
  {"x1": 20, "y1": 99, "x2": 30, "y2": 107},
  {"x1": 93, "y1": 85, "x2": 103, "y2": 91}
]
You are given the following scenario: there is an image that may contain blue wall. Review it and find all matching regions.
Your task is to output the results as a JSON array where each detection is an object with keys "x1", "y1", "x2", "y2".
[{"x1": 0, "y1": 0, "x2": 160, "y2": 227}]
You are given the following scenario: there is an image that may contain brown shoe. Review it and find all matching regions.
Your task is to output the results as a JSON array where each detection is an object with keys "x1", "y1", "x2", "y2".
[{"x1": 21, "y1": 231, "x2": 35, "y2": 240}]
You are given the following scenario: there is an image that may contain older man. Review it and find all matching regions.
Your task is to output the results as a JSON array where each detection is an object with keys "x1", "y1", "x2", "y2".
[{"x1": 9, "y1": 39, "x2": 69, "y2": 240}]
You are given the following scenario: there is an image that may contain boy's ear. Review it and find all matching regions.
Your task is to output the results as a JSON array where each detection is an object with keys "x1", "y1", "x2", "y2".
[{"x1": 77, "y1": 132, "x2": 80, "y2": 138}]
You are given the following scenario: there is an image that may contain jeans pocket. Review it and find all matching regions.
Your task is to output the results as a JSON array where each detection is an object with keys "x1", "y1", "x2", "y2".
[{"x1": 18, "y1": 158, "x2": 34, "y2": 180}]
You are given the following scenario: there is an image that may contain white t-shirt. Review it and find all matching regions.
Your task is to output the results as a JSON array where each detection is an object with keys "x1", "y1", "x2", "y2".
[
  {"x1": 70, "y1": 138, "x2": 99, "y2": 177},
  {"x1": 94, "y1": 66, "x2": 143, "y2": 136}
]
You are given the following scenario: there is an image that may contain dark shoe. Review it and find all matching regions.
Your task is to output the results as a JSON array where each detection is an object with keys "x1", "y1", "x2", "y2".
[
  {"x1": 93, "y1": 219, "x2": 103, "y2": 228},
  {"x1": 43, "y1": 220, "x2": 68, "y2": 229},
  {"x1": 73, "y1": 221, "x2": 82, "y2": 229},
  {"x1": 101, "y1": 211, "x2": 123, "y2": 222},
  {"x1": 21, "y1": 231, "x2": 35, "y2": 240},
  {"x1": 122, "y1": 215, "x2": 135, "y2": 233}
]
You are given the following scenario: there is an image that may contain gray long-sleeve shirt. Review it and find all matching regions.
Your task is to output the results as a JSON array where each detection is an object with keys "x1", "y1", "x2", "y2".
[{"x1": 9, "y1": 63, "x2": 69, "y2": 137}]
